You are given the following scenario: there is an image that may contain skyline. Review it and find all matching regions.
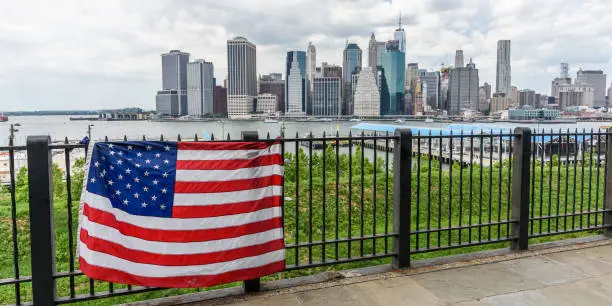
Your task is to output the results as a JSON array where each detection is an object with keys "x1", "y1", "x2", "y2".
[{"x1": 1, "y1": 0, "x2": 612, "y2": 111}]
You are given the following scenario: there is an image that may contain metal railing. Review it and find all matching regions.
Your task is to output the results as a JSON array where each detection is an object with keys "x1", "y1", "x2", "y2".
[{"x1": 0, "y1": 127, "x2": 611, "y2": 304}]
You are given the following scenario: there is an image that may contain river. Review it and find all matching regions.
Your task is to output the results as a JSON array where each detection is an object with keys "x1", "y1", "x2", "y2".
[{"x1": 2, "y1": 115, "x2": 612, "y2": 146}]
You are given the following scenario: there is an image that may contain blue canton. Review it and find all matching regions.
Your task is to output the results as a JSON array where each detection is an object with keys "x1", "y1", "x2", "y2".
[{"x1": 86, "y1": 141, "x2": 178, "y2": 218}]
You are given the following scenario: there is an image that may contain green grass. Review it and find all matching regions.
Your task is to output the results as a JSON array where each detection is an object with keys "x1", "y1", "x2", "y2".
[{"x1": 0, "y1": 147, "x2": 604, "y2": 305}]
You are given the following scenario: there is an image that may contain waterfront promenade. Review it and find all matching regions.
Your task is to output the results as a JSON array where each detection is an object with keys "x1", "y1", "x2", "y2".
[{"x1": 136, "y1": 237, "x2": 612, "y2": 305}]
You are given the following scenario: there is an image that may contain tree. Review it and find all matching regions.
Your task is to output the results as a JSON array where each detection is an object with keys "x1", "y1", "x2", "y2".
[
  {"x1": 70, "y1": 158, "x2": 86, "y2": 199},
  {"x1": 14, "y1": 167, "x2": 28, "y2": 203}
]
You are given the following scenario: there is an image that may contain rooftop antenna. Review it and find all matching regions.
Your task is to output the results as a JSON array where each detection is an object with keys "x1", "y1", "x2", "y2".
[{"x1": 398, "y1": 11, "x2": 402, "y2": 29}]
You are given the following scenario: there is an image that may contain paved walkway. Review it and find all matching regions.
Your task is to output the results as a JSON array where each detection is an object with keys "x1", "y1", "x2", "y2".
[{"x1": 214, "y1": 243, "x2": 612, "y2": 306}]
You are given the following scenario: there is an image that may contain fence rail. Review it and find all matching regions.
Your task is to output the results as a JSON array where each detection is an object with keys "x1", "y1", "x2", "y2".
[{"x1": 0, "y1": 128, "x2": 611, "y2": 304}]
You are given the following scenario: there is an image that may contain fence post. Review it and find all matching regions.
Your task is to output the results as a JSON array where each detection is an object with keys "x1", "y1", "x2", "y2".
[
  {"x1": 392, "y1": 129, "x2": 412, "y2": 268},
  {"x1": 27, "y1": 136, "x2": 56, "y2": 305},
  {"x1": 241, "y1": 131, "x2": 261, "y2": 293},
  {"x1": 604, "y1": 128, "x2": 612, "y2": 237},
  {"x1": 511, "y1": 127, "x2": 531, "y2": 251}
]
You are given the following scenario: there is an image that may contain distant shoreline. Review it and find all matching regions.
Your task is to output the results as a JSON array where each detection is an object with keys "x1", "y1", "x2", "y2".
[
  {"x1": 4, "y1": 112, "x2": 612, "y2": 124},
  {"x1": 2, "y1": 111, "x2": 99, "y2": 116}
]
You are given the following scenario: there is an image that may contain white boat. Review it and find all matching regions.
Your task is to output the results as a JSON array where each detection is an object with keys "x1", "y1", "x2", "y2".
[
  {"x1": 425, "y1": 118, "x2": 434, "y2": 123},
  {"x1": 349, "y1": 118, "x2": 361, "y2": 122},
  {"x1": 395, "y1": 119, "x2": 405, "y2": 123},
  {"x1": 264, "y1": 118, "x2": 279, "y2": 123}
]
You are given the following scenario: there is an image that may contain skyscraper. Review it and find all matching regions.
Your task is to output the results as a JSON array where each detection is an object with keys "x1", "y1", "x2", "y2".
[
  {"x1": 509, "y1": 86, "x2": 519, "y2": 105},
  {"x1": 306, "y1": 42, "x2": 316, "y2": 95},
  {"x1": 155, "y1": 90, "x2": 180, "y2": 116},
  {"x1": 380, "y1": 42, "x2": 405, "y2": 115},
  {"x1": 186, "y1": 59, "x2": 214, "y2": 117},
  {"x1": 156, "y1": 50, "x2": 189, "y2": 116},
  {"x1": 405, "y1": 63, "x2": 419, "y2": 90},
  {"x1": 227, "y1": 37, "x2": 257, "y2": 96},
  {"x1": 454, "y1": 50, "x2": 464, "y2": 68},
  {"x1": 343, "y1": 43, "x2": 362, "y2": 115},
  {"x1": 608, "y1": 83, "x2": 612, "y2": 107},
  {"x1": 483, "y1": 82, "x2": 492, "y2": 99},
  {"x1": 227, "y1": 37, "x2": 256, "y2": 118},
  {"x1": 496, "y1": 40, "x2": 511, "y2": 94},
  {"x1": 162, "y1": 50, "x2": 190, "y2": 92},
  {"x1": 213, "y1": 85, "x2": 227, "y2": 116},
  {"x1": 376, "y1": 42, "x2": 386, "y2": 67},
  {"x1": 258, "y1": 74, "x2": 285, "y2": 113},
  {"x1": 418, "y1": 70, "x2": 440, "y2": 109},
  {"x1": 312, "y1": 77, "x2": 341, "y2": 116},
  {"x1": 354, "y1": 67, "x2": 380, "y2": 116},
  {"x1": 368, "y1": 33, "x2": 378, "y2": 68},
  {"x1": 394, "y1": 13, "x2": 406, "y2": 53},
  {"x1": 478, "y1": 86, "x2": 489, "y2": 113},
  {"x1": 447, "y1": 59, "x2": 479, "y2": 114},
  {"x1": 519, "y1": 89, "x2": 536, "y2": 107},
  {"x1": 439, "y1": 66, "x2": 450, "y2": 111},
  {"x1": 576, "y1": 69, "x2": 607, "y2": 106},
  {"x1": 286, "y1": 51, "x2": 307, "y2": 115}
]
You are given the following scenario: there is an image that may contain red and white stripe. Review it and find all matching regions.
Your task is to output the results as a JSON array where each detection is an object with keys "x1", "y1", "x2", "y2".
[{"x1": 78, "y1": 142, "x2": 285, "y2": 288}]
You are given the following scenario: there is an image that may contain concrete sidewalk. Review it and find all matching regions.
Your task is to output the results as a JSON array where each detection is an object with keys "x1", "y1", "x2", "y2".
[{"x1": 209, "y1": 241, "x2": 612, "y2": 306}]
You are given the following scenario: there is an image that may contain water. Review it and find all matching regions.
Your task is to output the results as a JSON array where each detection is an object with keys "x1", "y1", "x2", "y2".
[{"x1": 2, "y1": 115, "x2": 612, "y2": 146}]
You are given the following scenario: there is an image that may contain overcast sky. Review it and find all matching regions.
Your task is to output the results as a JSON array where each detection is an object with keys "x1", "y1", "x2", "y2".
[{"x1": 1, "y1": 0, "x2": 611, "y2": 111}]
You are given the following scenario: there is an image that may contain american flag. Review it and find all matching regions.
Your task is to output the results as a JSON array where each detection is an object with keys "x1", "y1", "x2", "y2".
[{"x1": 78, "y1": 141, "x2": 285, "y2": 288}]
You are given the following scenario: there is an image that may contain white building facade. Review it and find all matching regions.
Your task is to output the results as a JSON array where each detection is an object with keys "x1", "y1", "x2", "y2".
[
  {"x1": 286, "y1": 51, "x2": 307, "y2": 116},
  {"x1": 227, "y1": 37, "x2": 256, "y2": 96},
  {"x1": 557, "y1": 84, "x2": 595, "y2": 109},
  {"x1": 227, "y1": 95, "x2": 255, "y2": 119},
  {"x1": 256, "y1": 94, "x2": 278, "y2": 115},
  {"x1": 353, "y1": 67, "x2": 381, "y2": 116}
]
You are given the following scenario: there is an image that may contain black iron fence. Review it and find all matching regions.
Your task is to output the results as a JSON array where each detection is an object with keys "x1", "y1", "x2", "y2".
[{"x1": 0, "y1": 127, "x2": 611, "y2": 305}]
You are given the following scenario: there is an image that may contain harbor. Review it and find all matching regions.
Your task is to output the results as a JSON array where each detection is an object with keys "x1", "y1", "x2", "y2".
[{"x1": 293, "y1": 122, "x2": 609, "y2": 167}]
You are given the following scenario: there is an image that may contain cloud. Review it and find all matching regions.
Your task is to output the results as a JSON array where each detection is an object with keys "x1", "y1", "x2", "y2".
[{"x1": 0, "y1": 0, "x2": 610, "y2": 111}]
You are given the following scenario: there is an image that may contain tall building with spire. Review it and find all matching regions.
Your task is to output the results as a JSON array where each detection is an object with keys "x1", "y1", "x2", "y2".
[
  {"x1": 394, "y1": 13, "x2": 406, "y2": 53},
  {"x1": 368, "y1": 33, "x2": 378, "y2": 68}
]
